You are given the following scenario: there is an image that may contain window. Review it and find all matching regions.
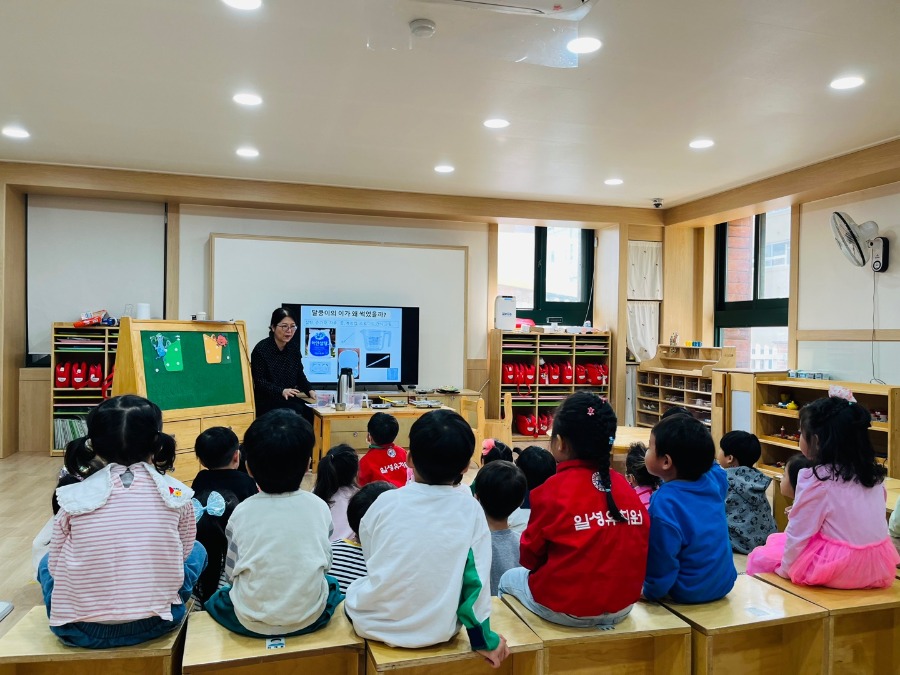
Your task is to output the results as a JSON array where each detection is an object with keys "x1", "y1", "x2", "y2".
[
  {"x1": 498, "y1": 224, "x2": 594, "y2": 325},
  {"x1": 715, "y1": 208, "x2": 790, "y2": 370}
]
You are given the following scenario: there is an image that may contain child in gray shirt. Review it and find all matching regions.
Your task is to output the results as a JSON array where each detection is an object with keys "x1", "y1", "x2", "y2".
[{"x1": 473, "y1": 461, "x2": 528, "y2": 595}]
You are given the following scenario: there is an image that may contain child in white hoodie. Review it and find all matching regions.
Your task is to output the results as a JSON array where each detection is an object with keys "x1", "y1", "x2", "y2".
[{"x1": 345, "y1": 410, "x2": 509, "y2": 668}]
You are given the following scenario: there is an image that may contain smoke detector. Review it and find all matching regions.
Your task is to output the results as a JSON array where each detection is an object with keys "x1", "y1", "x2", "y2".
[{"x1": 409, "y1": 18, "x2": 437, "y2": 38}]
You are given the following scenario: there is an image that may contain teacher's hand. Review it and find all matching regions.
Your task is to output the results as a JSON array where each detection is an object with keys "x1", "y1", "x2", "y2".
[{"x1": 282, "y1": 388, "x2": 303, "y2": 400}]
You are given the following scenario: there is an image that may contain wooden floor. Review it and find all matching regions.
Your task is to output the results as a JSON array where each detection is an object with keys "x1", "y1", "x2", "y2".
[
  {"x1": 0, "y1": 453, "x2": 60, "y2": 637},
  {"x1": 0, "y1": 452, "x2": 746, "y2": 640}
]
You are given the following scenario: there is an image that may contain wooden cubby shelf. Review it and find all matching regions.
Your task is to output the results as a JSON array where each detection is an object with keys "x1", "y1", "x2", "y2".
[
  {"x1": 636, "y1": 345, "x2": 736, "y2": 430},
  {"x1": 489, "y1": 329, "x2": 611, "y2": 443},
  {"x1": 50, "y1": 322, "x2": 119, "y2": 455},
  {"x1": 752, "y1": 375, "x2": 900, "y2": 478}
]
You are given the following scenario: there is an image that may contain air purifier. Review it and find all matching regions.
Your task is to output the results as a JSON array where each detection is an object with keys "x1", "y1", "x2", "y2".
[{"x1": 494, "y1": 295, "x2": 516, "y2": 330}]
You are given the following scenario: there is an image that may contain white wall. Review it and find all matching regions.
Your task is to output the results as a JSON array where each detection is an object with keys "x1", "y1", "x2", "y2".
[
  {"x1": 797, "y1": 181, "x2": 900, "y2": 384},
  {"x1": 178, "y1": 206, "x2": 489, "y2": 360},
  {"x1": 27, "y1": 196, "x2": 166, "y2": 357}
]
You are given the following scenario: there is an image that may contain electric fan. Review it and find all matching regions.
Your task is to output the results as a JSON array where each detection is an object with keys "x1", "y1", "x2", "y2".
[{"x1": 830, "y1": 211, "x2": 889, "y2": 273}]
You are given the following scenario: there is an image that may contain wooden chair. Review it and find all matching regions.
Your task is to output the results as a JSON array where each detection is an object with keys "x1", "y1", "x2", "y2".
[
  {"x1": 503, "y1": 595, "x2": 690, "y2": 674},
  {"x1": 484, "y1": 392, "x2": 513, "y2": 447},
  {"x1": 365, "y1": 597, "x2": 541, "y2": 675},
  {"x1": 459, "y1": 397, "x2": 485, "y2": 465},
  {"x1": 756, "y1": 573, "x2": 900, "y2": 674},
  {"x1": 0, "y1": 605, "x2": 189, "y2": 675},
  {"x1": 661, "y1": 574, "x2": 828, "y2": 674},
  {"x1": 181, "y1": 604, "x2": 364, "y2": 675}
]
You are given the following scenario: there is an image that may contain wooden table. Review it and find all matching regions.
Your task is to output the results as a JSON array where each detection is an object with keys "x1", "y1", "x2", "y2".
[
  {"x1": 310, "y1": 405, "x2": 453, "y2": 471},
  {"x1": 611, "y1": 426, "x2": 651, "y2": 474}
]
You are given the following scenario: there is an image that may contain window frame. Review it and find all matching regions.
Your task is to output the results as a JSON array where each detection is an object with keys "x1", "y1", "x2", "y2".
[
  {"x1": 714, "y1": 213, "x2": 788, "y2": 340},
  {"x1": 512, "y1": 226, "x2": 595, "y2": 326}
]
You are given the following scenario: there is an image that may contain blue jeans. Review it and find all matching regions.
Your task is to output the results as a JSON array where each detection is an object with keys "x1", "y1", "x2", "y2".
[
  {"x1": 205, "y1": 575, "x2": 344, "y2": 638},
  {"x1": 498, "y1": 567, "x2": 633, "y2": 628},
  {"x1": 37, "y1": 542, "x2": 207, "y2": 649}
]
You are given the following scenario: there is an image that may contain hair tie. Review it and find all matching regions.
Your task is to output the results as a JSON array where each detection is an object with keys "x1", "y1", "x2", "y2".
[
  {"x1": 609, "y1": 436, "x2": 615, "y2": 446},
  {"x1": 828, "y1": 385, "x2": 856, "y2": 404},
  {"x1": 192, "y1": 491, "x2": 226, "y2": 522},
  {"x1": 481, "y1": 438, "x2": 495, "y2": 457},
  {"x1": 587, "y1": 407, "x2": 595, "y2": 416}
]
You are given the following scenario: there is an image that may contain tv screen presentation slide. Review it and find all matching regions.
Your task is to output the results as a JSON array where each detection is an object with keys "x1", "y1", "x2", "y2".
[{"x1": 297, "y1": 305, "x2": 404, "y2": 384}]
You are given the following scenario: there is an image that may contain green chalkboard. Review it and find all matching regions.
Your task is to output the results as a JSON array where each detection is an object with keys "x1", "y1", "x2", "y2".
[{"x1": 141, "y1": 329, "x2": 245, "y2": 411}]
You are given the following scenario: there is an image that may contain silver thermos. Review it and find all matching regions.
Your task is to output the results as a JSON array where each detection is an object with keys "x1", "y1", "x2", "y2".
[{"x1": 337, "y1": 367, "x2": 355, "y2": 404}]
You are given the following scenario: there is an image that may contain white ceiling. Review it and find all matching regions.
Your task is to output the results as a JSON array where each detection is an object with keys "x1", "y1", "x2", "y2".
[{"x1": 0, "y1": 0, "x2": 898, "y2": 208}]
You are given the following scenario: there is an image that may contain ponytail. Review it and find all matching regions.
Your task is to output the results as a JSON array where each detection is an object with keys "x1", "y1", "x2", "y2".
[
  {"x1": 552, "y1": 391, "x2": 626, "y2": 523},
  {"x1": 64, "y1": 436, "x2": 103, "y2": 479},
  {"x1": 312, "y1": 444, "x2": 359, "y2": 505},
  {"x1": 152, "y1": 431, "x2": 177, "y2": 474}
]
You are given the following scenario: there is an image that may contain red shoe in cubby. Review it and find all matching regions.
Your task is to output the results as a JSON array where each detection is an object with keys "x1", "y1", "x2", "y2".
[
  {"x1": 55, "y1": 362, "x2": 71, "y2": 388},
  {"x1": 539, "y1": 363, "x2": 549, "y2": 385},
  {"x1": 88, "y1": 364, "x2": 103, "y2": 388},
  {"x1": 538, "y1": 413, "x2": 549, "y2": 435},
  {"x1": 549, "y1": 363, "x2": 561, "y2": 384},
  {"x1": 71, "y1": 362, "x2": 88, "y2": 389},
  {"x1": 503, "y1": 363, "x2": 516, "y2": 385},
  {"x1": 516, "y1": 413, "x2": 537, "y2": 437},
  {"x1": 561, "y1": 361, "x2": 573, "y2": 384},
  {"x1": 576, "y1": 364, "x2": 587, "y2": 384}
]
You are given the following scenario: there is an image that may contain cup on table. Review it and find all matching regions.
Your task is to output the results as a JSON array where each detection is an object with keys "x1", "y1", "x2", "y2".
[
  {"x1": 316, "y1": 391, "x2": 334, "y2": 408},
  {"x1": 349, "y1": 393, "x2": 364, "y2": 410}
]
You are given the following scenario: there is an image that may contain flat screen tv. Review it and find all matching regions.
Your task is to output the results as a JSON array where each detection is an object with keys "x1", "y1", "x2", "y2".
[{"x1": 283, "y1": 303, "x2": 420, "y2": 389}]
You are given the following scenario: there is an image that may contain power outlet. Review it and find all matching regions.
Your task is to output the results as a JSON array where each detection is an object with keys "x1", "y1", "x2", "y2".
[{"x1": 872, "y1": 236, "x2": 889, "y2": 273}]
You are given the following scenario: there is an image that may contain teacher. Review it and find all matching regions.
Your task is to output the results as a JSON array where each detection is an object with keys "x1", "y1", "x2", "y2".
[{"x1": 250, "y1": 307, "x2": 317, "y2": 423}]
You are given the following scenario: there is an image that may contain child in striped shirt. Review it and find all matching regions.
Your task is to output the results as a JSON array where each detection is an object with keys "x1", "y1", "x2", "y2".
[
  {"x1": 37, "y1": 395, "x2": 207, "y2": 648},
  {"x1": 329, "y1": 481, "x2": 397, "y2": 593}
]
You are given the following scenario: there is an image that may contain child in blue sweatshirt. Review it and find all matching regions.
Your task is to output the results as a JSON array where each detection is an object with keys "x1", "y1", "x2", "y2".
[{"x1": 642, "y1": 415, "x2": 737, "y2": 603}]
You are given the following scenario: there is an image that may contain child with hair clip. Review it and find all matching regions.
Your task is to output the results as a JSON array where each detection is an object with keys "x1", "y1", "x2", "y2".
[
  {"x1": 773, "y1": 390, "x2": 900, "y2": 588},
  {"x1": 625, "y1": 442, "x2": 660, "y2": 510},
  {"x1": 313, "y1": 444, "x2": 360, "y2": 542},
  {"x1": 37, "y1": 395, "x2": 207, "y2": 648},
  {"x1": 192, "y1": 488, "x2": 241, "y2": 605},
  {"x1": 499, "y1": 392, "x2": 650, "y2": 627},
  {"x1": 481, "y1": 438, "x2": 514, "y2": 465},
  {"x1": 745, "y1": 453, "x2": 812, "y2": 575}
]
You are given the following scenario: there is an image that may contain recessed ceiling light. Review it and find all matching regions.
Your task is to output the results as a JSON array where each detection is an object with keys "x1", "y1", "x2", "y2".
[
  {"x1": 689, "y1": 139, "x2": 715, "y2": 149},
  {"x1": 830, "y1": 76, "x2": 865, "y2": 90},
  {"x1": 566, "y1": 37, "x2": 601, "y2": 54},
  {"x1": 236, "y1": 147, "x2": 259, "y2": 158},
  {"x1": 604, "y1": 178, "x2": 624, "y2": 186},
  {"x1": 434, "y1": 165, "x2": 455, "y2": 174},
  {"x1": 222, "y1": 0, "x2": 262, "y2": 9},
  {"x1": 483, "y1": 118, "x2": 510, "y2": 129},
  {"x1": 233, "y1": 92, "x2": 262, "y2": 106},
  {"x1": 2, "y1": 125, "x2": 30, "y2": 139}
]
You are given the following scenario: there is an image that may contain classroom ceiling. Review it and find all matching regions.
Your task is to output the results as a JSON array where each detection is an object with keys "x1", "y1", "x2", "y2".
[{"x1": 0, "y1": 0, "x2": 898, "y2": 208}]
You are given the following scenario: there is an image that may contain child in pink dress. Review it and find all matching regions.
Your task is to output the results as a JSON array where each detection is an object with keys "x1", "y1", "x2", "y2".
[
  {"x1": 764, "y1": 392, "x2": 899, "y2": 588},
  {"x1": 745, "y1": 453, "x2": 811, "y2": 574}
]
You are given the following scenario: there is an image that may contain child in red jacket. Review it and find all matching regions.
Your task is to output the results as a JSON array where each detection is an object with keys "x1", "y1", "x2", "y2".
[
  {"x1": 358, "y1": 413, "x2": 409, "y2": 488},
  {"x1": 498, "y1": 392, "x2": 650, "y2": 627}
]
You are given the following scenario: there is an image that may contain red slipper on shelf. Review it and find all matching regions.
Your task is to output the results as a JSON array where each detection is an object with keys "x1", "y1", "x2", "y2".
[
  {"x1": 55, "y1": 362, "x2": 71, "y2": 388},
  {"x1": 71, "y1": 362, "x2": 88, "y2": 389},
  {"x1": 88, "y1": 364, "x2": 103, "y2": 387}
]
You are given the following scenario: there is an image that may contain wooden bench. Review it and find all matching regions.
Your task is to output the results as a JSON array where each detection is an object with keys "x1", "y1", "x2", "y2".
[
  {"x1": 756, "y1": 573, "x2": 900, "y2": 674},
  {"x1": 181, "y1": 604, "x2": 364, "y2": 674},
  {"x1": 661, "y1": 575, "x2": 828, "y2": 674},
  {"x1": 365, "y1": 597, "x2": 541, "y2": 675},
  {"x1": 503, "y1": 595, "x2": 691, "y2": 674},
  {"x1": 0, "y1": 605, "x2": 188, "y2": 675}
]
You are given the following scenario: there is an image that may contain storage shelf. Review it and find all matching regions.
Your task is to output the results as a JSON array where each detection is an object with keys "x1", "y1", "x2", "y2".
[
  {"x1": 759, "y1": 434, "x2": 800, "y2": 450},
  {"x1": 757, "y1": 407, "x2": 800, "y2": 419}
]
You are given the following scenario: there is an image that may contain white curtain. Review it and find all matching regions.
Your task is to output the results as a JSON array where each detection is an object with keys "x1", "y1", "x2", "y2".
[
  {"x1": 627, "y1": 301, "x2": 660, "y2": 363},
  {"x1": 627, "y1": 241, "x2": 662, "y2": 300}
]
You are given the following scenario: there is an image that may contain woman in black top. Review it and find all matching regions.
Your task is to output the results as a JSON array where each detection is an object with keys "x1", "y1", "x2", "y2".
[{"x1": 250, "y1": 307, "x2": 318, "y2": 423}]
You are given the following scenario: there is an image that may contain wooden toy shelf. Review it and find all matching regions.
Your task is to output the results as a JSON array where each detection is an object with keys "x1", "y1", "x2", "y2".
[
  {"x1": 488, "y1": 329, "x2": 611, "y2": 443},
  {"x1": 49, "y1": 323, "x2": 119, "y2": 455},
  {"x1": 636, "y1": 345, "x2": 736, "y2": 430},
  {"x1": 753, "y1": 375, "x2": 900, "y2": 478}
]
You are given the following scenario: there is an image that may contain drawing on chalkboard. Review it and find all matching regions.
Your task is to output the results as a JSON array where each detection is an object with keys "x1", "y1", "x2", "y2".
[
  {"x1": 149, "y1": 333, "x2": 169, "y2": 360},
  {"x1": 164, "y1": 335, "x2": 184, "y2": 372},
  {"x1": 203, "y1": 334, "x2": 222, "y2": 364}
]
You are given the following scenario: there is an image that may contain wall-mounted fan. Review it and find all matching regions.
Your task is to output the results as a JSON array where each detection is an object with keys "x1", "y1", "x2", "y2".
[{"x1": 830, "y1": 211, "x2": 889, "y2": 273}]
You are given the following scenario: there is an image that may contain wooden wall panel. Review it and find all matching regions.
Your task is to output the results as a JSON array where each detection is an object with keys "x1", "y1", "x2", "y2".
[
  {"x1": 19, "y1": 369, "x2": 51, "y2": 453},
  {"x1": 1, "y1": 188, "x2": 26, "y2": 457}
]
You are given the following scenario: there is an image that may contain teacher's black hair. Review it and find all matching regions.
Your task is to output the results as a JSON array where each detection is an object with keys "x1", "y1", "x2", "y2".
[{"x1": 268, "y1": 307, "x2": 298, "y2": 338}]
